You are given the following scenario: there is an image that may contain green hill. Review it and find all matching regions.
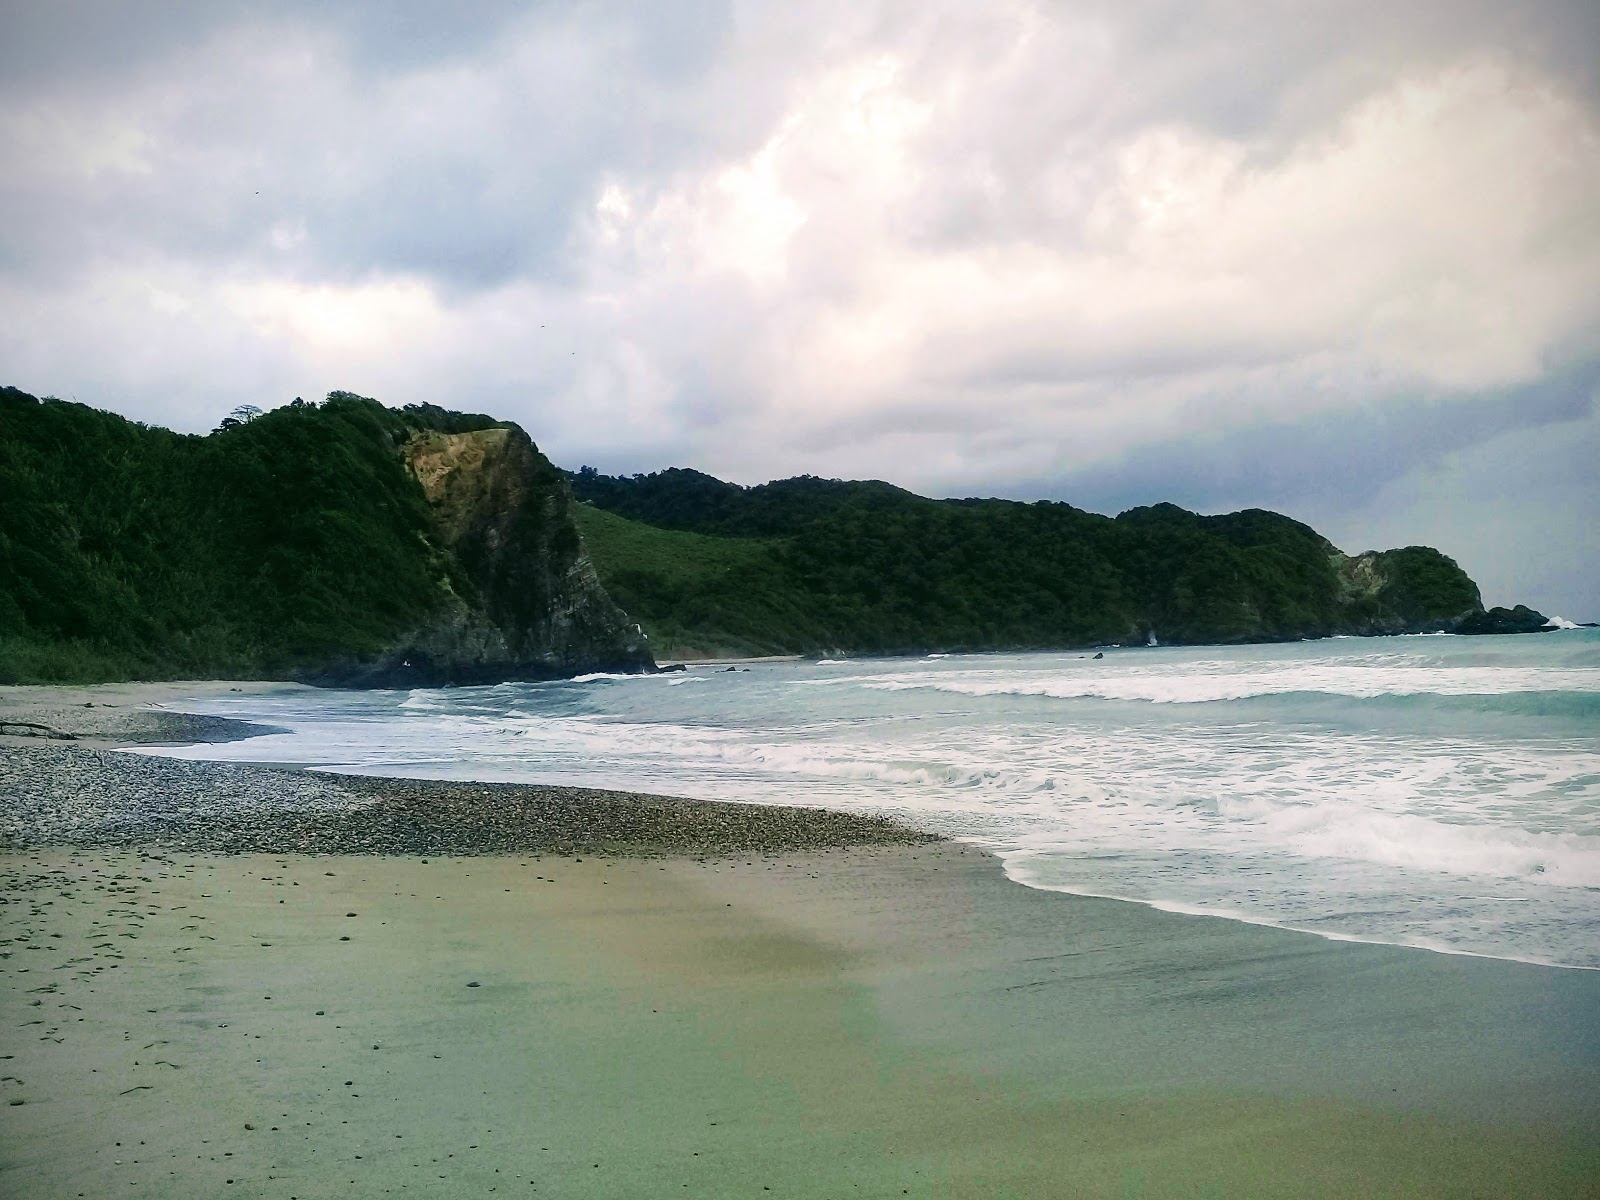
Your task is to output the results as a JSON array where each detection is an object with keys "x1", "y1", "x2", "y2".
[
  {"x1": 0, "y1": 389, "x2": 649, "y2": 684},
  {"x1": 570, "y1": 468, "x2": 1488, "y2": 657}
]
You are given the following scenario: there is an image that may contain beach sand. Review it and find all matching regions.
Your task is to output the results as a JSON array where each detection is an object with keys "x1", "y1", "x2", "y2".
[
  {"x1": 4, "y1": 844, "x2": 1598, "y2": 1198},
  {"x1": 2, "y1": 685, "x2": 1598, "y2": 1197}
]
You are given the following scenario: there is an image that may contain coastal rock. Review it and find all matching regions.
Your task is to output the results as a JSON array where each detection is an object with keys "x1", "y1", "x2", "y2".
[
  {"x1": 316, "y1": 423, "x2": 654, "y2": 686},
  {"x1": 0, "y1": 388, "x2": 653, "y2": 687},
  {"x1": 1330, "y1": 546, "x2": 1484, "y2": 636},
  {"x1": 1453, "y1": 605, "x2": 1555, "y2": 635}
]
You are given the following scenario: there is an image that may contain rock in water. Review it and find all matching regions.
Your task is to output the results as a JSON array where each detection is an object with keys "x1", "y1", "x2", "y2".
[{"x1": 1454, "y1": 605, "x2": 1556, "y2": 635}]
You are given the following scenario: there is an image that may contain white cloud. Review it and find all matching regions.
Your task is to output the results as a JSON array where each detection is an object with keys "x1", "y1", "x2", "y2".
[{"x1": 563, "y1": 51, "x2": 1600, "y2": 480}]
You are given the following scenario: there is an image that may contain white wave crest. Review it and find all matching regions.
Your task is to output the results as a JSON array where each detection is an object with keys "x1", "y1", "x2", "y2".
[
  {"x1": 1214, "y1": 795, "x2": 1600, "y2": 887},
  {"x1": 399, "y1": 689, "x2": 450, "y2": 710},
  {"x1": 817, "y1": 663, "x2": 1599, "y2": 703},
  {"x1": 135, "y1": 638, "x2": 1600, "y2": 968}
]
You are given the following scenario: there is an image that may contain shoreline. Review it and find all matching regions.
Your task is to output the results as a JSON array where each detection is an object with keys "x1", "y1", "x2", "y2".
[
  {"x1": 6, "y1": 679, "x2": 1596, "y2": 969},
  {"x1": 6, "y1": 681, "x2": 1595, "y2": 973},
  {"x1": 0, "y1": 682, "x2": 935, "y2": 861},
  {"x1": 1008, "y1": 874, "x2": 1600, "y2": 975},
  {"x1": 654, "y1": 654, "x2": 807, "y2": 667}
]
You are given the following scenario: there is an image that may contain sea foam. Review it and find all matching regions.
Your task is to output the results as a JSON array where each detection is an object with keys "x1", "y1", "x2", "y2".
[{"x1": 138, "y1": 631, "x2": 1600, "y2": 969}]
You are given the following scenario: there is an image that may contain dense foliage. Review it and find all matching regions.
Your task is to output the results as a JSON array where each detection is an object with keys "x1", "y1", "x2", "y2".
[
  {"x1": 573, "y1": 506, "x2": 825, "y2": 658},
  {"x1": 1366, "y1": 546, "x2": 1484, "y2": 627},
  {"x1": 0, "y1": 388, "x2": 468, "y2": 683},
  {"x1": 571, "y1": 468, "x2": 1484, "y2": 656}
]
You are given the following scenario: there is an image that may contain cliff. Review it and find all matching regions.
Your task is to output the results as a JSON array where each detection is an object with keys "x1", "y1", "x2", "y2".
[
  {"x1": 324, "y1": 424, "x2": 651, "y2": 686},
  {"x1": 0, "y1": 389, "x2": 654, "y2": 685},
  {"x1": 1332, "y1": 546, "x2": 1484, "y2": 636}
]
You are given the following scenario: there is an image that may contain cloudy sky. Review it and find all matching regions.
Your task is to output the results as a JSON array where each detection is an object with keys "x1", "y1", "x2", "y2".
[{"x1": 3, "y1": 1, "x2": 1597, "y2": 616}]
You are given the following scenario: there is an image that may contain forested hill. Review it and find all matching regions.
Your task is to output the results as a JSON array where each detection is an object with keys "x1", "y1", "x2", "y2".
[
  {"x1": 568, "y1": 466, "x2": 1499, "y2": 660},
  {"x1": 0, "y1": 389, "x2": 650, "y2": 685},
  {"x1": 0, "y1": 386, "x2": 1536, "y2": 685}
]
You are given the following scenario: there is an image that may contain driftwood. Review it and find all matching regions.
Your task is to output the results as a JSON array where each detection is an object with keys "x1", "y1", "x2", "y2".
[{"x1": 0, "y1": 721, "x2": 78, "y2": 741}]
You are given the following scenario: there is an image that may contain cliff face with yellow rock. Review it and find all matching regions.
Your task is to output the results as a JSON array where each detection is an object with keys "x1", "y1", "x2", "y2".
[
  {"x1": 0, "y1": 388, "x2": 654, "y2": 685},
  {"x1": 348, "y1": 423, "x2": 654, "y2": 686}
]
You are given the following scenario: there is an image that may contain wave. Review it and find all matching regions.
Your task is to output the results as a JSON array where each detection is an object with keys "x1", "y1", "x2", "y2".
[
  {"x1": 147, "y1": 637, "x2": 1600, "y2": 975},
  {"x1": 1210, "y1": 794, "x2": 1600, "y2": 887},
  {"x1": 993, "y1": 870, "x2": 1596, "y2": 971},
  {"x1": 813, "y1": 665, "x2": 1600, "y2": 704},
  {"x1": 399, "y1": 688, "x2": 451, "y2": 710}
]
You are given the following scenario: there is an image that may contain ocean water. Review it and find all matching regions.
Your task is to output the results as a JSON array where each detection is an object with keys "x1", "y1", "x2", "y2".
[{"x1": 141, "y1": 632, "x2": 1600, "y2": 970}]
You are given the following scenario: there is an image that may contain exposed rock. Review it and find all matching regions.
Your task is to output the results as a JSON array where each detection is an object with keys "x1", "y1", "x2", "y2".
[
  {"x1": 1454, "y1": 605, "x2": 1556, "y2": 635},
  {"x1": 316, "y1": 424, "x2": 654, "y2": 686},
  {"x1": 1332, "y1": 547, "x2": 1483, "y2": 636}
]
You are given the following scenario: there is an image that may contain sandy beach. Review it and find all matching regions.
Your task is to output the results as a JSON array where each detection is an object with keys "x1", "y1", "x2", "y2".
[{"x1": 3, "y1": 685, "x2": 1598, "y2": 1198}]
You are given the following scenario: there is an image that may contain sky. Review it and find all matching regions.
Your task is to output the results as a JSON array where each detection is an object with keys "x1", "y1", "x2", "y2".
[{"x1": 2, "y1": 1, "x2": 1597, "y2": 617}]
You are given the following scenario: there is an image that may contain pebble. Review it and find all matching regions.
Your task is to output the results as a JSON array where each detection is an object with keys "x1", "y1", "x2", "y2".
[{"x1": 0, "y1": 739, "x2": 935, "y2": 858}]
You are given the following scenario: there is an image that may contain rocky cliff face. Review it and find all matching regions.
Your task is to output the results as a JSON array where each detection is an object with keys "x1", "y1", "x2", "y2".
[
  {"x1": 1330, "y1": 546, "x2": 1485, "y2": 635},
  {"x1": 323, "y1": 424, "x2": 655, "y2": 686}
]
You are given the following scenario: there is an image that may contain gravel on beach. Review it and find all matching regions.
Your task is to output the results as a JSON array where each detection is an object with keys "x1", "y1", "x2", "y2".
[{"x1": 0, "y1": 708, "x2": 936, "y2": 858}]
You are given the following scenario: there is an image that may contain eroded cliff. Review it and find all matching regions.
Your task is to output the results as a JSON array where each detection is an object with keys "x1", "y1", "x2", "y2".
[
  {"x1": 0, "y1": 386, "x2": 1544, "y2": 687},
  {"x1": 325, "y1": 423, "x2": 655, "y2": 686},
  {"x1": 1332, "y1": 546, "x2": 1485, "y2": 636}
]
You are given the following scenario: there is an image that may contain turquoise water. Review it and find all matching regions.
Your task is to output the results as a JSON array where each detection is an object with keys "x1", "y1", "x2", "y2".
[{"x1": 143, "y1": 631, "x2": 1600, "y2": 969}]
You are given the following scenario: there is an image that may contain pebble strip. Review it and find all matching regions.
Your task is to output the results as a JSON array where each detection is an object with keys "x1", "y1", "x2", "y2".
[{"x1": 1, "y1": 740, "x2": 936, "y2": 858}]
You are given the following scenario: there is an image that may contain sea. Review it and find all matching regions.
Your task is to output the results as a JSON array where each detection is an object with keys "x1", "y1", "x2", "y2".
[{"x1": 140, "y1": 630, "x2": 1600, "y2": 970}]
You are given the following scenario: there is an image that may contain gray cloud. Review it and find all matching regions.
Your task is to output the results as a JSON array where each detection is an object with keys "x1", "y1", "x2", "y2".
[
  {"x1": 1007, "y1": 363, "x2": 1600, "y2": 515},
  {"x1": 2, "y1": 0, "x2": 1597, "y2": 614}
]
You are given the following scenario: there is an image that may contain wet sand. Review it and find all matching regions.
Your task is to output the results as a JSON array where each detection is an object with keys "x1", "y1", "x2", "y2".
[{"x1": 3, "y1": 842, "x2": 1597, "y2": 1198}]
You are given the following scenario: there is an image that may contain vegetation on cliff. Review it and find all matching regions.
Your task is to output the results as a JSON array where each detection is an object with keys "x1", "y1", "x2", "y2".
[
  {"x1": 570, "y1": 468, "x2": 1489, "y2": 658},
  {"x1": 0, "y1": 389, "x2": 648, "y2": 684}
]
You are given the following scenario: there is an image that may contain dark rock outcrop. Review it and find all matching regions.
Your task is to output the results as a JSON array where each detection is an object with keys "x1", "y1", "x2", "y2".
[
  {"x1": 1454, "y1": 605, "x2": 1556, "y2": 636},
  {"x1": 319, "y1": 425, "x2": 654, "y2": 686}
]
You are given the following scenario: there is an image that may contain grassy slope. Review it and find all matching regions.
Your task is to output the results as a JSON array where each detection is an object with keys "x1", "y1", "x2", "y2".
[{"x1": 572, "y1": 505, "x2": 821, "y2": 658}]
